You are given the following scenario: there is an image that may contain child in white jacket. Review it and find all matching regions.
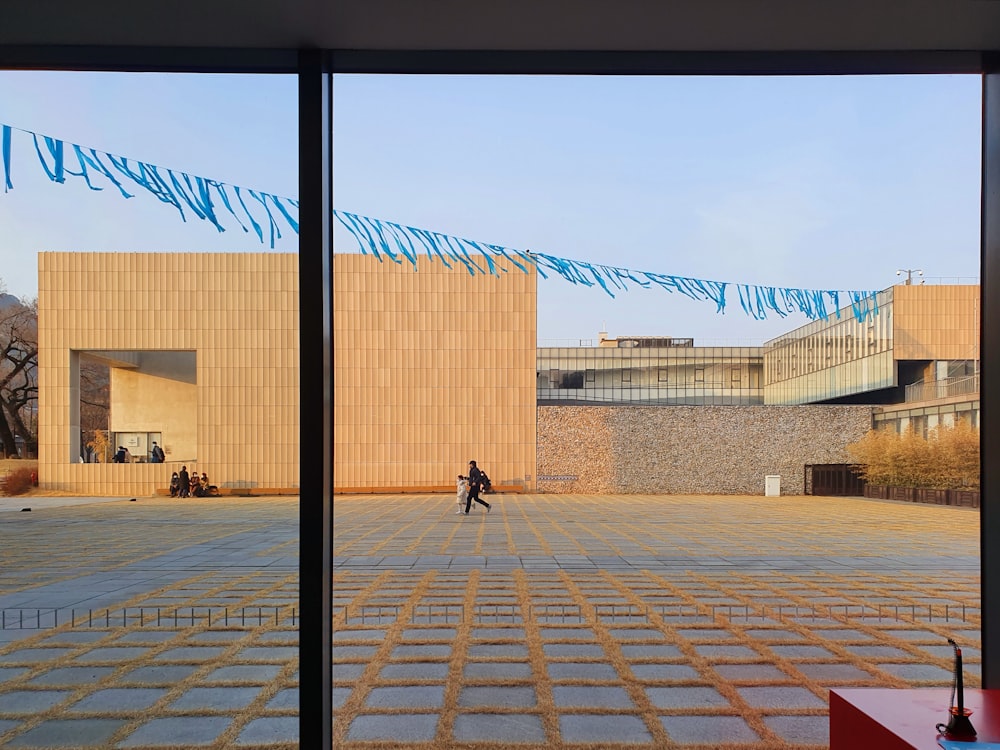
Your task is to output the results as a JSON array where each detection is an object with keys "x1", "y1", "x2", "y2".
[{"x1": 456, "y1": 475, "x2": 469, "y2": 514}]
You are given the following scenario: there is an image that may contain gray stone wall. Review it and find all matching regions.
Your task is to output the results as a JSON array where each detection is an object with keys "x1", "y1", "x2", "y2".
[{"x1": 537, "y1": 405, "x2": 873, "y2": 495}]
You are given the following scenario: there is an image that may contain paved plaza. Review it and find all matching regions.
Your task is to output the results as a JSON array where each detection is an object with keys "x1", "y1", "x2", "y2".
[
  {"x1": 333, "y1": 493, "x2": 979, "y2": 750},
  {"x1": 0, "y1": 492, "x2": 982, "y2": 749}
]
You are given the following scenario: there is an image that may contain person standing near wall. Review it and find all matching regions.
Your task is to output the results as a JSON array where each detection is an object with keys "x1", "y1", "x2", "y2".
[
  {"x1": 464, "y1": 460, "x2": 491, "y2": 514},
  {"x1": 178, "y1": 465, "x2": 190, "y2": 498}
]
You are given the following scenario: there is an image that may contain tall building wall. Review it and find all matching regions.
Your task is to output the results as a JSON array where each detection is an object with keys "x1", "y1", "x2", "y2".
[
  {"x1": 38, "y1": 252, "x2": 300, "y2": 496},
  {"x1": 333, "y1": 254, "x2": 537, "y2": 490},
  {"x1": 892, "y1": 284, "x2": 979, "y2": 361},
  {"x1": 537, "y1": 405, "x2": 873, "y2": 494}
]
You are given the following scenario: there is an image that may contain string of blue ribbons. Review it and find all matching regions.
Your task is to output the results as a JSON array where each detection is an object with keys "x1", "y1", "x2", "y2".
[{"x1": 1, "y1": 122, "x2": 879, "y2": 323}]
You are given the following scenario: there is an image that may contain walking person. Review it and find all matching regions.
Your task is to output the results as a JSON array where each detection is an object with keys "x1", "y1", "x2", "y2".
[
  {"x1": 464, "y1": 460, "x2": 491, "y2": 514},
  {"x1": 178, "y1": 465, "x2": 190, "y2": 498},
  {"x1": 150, "y1": 441, "x2": 165, "y2": 463}
]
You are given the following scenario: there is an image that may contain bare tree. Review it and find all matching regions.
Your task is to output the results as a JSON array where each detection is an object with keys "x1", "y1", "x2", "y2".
[{"x1": 0, "y1": 297, "x2": 38, "y2": 457}]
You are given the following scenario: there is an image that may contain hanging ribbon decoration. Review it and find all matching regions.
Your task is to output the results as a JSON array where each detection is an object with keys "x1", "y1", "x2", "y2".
[{"x1": 0, "y1": 122, "x2": 879, "y2": 323}]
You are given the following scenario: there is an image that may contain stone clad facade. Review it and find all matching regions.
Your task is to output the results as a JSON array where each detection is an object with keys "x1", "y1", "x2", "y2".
[{"x1": 537, "y1": 405, "x2": 874, "y2": 495}]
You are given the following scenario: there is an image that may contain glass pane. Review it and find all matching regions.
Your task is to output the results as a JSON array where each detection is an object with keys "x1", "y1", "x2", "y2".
[{"x1": 0, "y1": 70, "x2": 299, "y2": 747}]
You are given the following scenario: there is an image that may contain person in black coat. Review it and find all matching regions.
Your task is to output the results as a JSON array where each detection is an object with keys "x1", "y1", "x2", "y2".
[
  {"x1": 178, "y1": 466, "x2": 190, "y2": 498},
  {"x1": 464, "y1": 460, "x2": 491, "y2": 514}
]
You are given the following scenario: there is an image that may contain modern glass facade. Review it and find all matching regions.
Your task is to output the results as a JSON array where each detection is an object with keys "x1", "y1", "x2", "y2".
[
  {"x1": 537, "y1": 343, "x2": 764, "y2": 405},
  {"x1": 763, "y1": 289, "x2": 896, "y2": 405}
]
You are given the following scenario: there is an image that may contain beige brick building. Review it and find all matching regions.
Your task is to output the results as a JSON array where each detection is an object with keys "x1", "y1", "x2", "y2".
[
  {"x1": 38, "y1": 252, "x2": 300, "y2": 497},
  {"x1": 37, "y1": 251, "x2": 537, "y2": 496}
]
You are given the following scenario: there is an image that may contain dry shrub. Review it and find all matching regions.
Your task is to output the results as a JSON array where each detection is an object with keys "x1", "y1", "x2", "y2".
[
  {"x1": 2, "y1": 467, "x2": 35, "y2": 496},
  {"x1": 847, "y1": 420, "x2": 979, "y2": 490}
]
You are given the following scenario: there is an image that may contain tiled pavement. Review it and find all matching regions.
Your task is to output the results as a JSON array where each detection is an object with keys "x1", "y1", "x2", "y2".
[
  {"x1": 0, "y1": 492, "x2": 981, "y2": 748},
  {"x1": 334, "y1": 494, "x2": 980, "y2": 749},
  {"x1": 0, "y1": 497, "x2": 299, "y2": 749}
]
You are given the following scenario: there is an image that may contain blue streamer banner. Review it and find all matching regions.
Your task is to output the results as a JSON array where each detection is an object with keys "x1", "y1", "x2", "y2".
[{"x1": 0, "y1": 122, "x2": 879, "y2": 323}]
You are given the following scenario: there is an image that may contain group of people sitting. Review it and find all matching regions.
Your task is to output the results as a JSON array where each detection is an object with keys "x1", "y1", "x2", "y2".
[{"x1": 169, "y1": 466, "x2": 217, "y2": 497}]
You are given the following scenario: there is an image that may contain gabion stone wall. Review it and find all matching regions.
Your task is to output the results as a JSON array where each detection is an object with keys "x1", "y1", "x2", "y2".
[{"x1": 537, "y1": 405, "x2": 874, "y2": 495}]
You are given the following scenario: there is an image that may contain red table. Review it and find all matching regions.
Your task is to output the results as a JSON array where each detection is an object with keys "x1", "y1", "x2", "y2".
[{"x1": 830, "y1": 688, "x2": 1000, "y2": 750}]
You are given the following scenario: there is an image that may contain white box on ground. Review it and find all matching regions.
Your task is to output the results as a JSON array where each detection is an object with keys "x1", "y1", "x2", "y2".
[{"x1": 765, "y1": 475, "x2": 781, "y2": 496}]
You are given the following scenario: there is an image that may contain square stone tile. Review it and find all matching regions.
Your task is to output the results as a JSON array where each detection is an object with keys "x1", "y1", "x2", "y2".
[
  {"x1": 154, "y1": 646, "x2": 228, "y2": 661},
  {"x1": 119, "y1": 716, "x2": 231, "y2": 747},
  {"x1": 764, "y1": 715, "x2": 830, "y2": 745},
  {"x1": 877, "y1": 663, "x2": 954, "y2": 681},
  {"x1": 200, "y1": 664, "x2": 283, "y2": 683},
  {"x1": 463, "y1": 662, "x2": 533, "y2": 680},
  {"x1": 548, "y1": 662, "x2": 620, "y2": 680},
  {"x1": 693, "y1": 644, "x2": 760, "y2": 659},
  {"x1": 630, "y1": 663, "x2": 701, "y2": 681},
  {"x1": 770, "y1": 645, "x2": 835, "y2": 659},
  {"x1": 332, "y1": 686, "x2": 352, "y2": 709},
  {"x1": 38, "y1": 631, "x2": 110, "y2": 645},
  {"x1": 333, "y1": 663, "x2": 367, "y2": 682},
  {"x1": 333, "y1": 629, "x2": 385, "y2": 642},
  {"x1": 459, "y1": 686, "x2": 537, "y2": 707},
  {"x1": 0, "y1": 666, "x2": 29, "y2": 683},
  {"x1": 552, "y1": 686, "x2": 634, "y2": 708},
  {"x1": 646, "y1": 686, "x2": 730, "y2": 709},
  {"x1": 0, "y1": 690, "x2": 71, "y2": 713},
  {"x1": 744, "y1": 629, "x2": 808, "y2": 641},
  {"x1": 27, "y1": 667, "x2": 116, "y2": 686},
  {"x1": 811, "y1": 629, "x2": 874, "y2": 641},
  {"x1": 843, "y1": 645, "x2": 912, "y2": 659},
  {"x1": 470, "y1": 627, "x2": 525, "y2": 640},
  {"x1": 334, "y1": 645, "x2": 379, "y2": 659},
  {"x1": 0, "y1": 648, "x2": 76, "y2": 664},
  {"x1": 72, "y1": 647, "x2": 151, "y2": 663},
  {"x1": 266, "y1": 687, "x2": 298, "y2": 710},
  {"x1": 559, "y1": 714, "x2": 652, "y2": 744},
  {"x1": 608, "y1": 628, "x2": 666, "y2": 641},
  {"x1": 6, "y1": 718, "x2": 125, "y2": 748},
  {"x1": 346, "y1": 714, "x2": 438, "y2": 741},
  {"x1": 540, "y1": 628, "x2": 596, "y2": 640},
  {"x1": 621, "y1": 644, "x2": 683, "y2": 659},
  {"x1": 661, "y1": 715, "x2": 760, "y2": 744},
  {"x1": 69, "y1": 688, "x2": 168, "y2": 713},
  {"x1": 380, "y1": 662, "x2": 449, "y2": 680},
  {"x1": 366, "y1": 685, "x2": 445, "y2": 708},
  {"x1": 115, "y1": 631, "x2": 179, "y2": 644},
  {"x1": 453, "y1": 713, "x2": 546, "y2": 743},
  {"x1": 117, "y1": 665, "x2": 201, "y2": 685},
  {"x1": 468, "y1": 644, "x2": 529, "y2": 658},
  {"x1": 170, "y1": 686, "x2": 262, "y2": 710},
  {"x1": 543, "y1": 644, "x2": 605, "y2": 658},
  {"x1": 402, "y1": 628, "x2": 456, "y2": 640},
  {"x1": 794, "y1": 662, "x2": 877, "y2": 681},
  {"x1": 234, "y1": 716, "x2": 298, "y2": 745},
  {"x1": 390, "y1": 645, "x2": 452, "y2": 659},
  {"x1": 736, "y1": 686, "x2": 826, "y2": 708},
  {"x1": 714, "y1": 663, "x2": 789, "y2": 681}
]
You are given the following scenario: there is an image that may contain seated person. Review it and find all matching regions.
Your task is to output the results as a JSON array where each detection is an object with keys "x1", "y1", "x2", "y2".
[
  {"x1": 190, "y1": 474, "x2": 202, "y2": 497},
  {"x1": 169, "y1": 472, "x2": 180, "y2": 497},
  {"x1": 199, "y1": 472, "x2": 213, "y2": 496}
]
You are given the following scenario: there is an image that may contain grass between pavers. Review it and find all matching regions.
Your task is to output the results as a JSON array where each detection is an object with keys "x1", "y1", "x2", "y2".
[
  {"x1": 333, "y1": 567, "x2": 979, "y2": 749},
  {"x1": 0, "y1": 564, "x2": 299, "y2": 749},
  {"x1": 331, "y1": 491, "x2": 981, "y2": 750}
]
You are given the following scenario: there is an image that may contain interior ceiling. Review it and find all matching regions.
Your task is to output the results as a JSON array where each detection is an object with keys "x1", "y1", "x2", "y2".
[{"x1": 4, "y1": 0, "x2": 1000, "y2": 53}]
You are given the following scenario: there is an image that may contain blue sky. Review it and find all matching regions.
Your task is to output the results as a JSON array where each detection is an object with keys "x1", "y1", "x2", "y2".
[{"x1": 0, "y1": 71, "x2": 982, "y2": 343}]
